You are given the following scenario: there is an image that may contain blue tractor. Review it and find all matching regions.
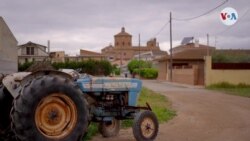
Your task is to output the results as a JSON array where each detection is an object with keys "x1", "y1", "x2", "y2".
[{"x1": 0, "y1": 70, "x2": 159, "y2": 141}]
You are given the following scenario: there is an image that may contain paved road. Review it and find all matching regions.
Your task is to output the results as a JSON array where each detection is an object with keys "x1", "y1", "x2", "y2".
[{"x1": 91, "y1": 80, "x2": 250, "y2": 141}]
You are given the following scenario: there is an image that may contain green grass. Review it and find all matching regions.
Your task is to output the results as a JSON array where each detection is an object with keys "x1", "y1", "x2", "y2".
[
  {"x1": 139, "y1": 87, "x2": 176, "y2": 122},
  {"x1": 83, "y1": 123, "x2": 99, "y2": 140},
  {"x1": 207, "y1": 82, "x2": 250, "y2": 98}
]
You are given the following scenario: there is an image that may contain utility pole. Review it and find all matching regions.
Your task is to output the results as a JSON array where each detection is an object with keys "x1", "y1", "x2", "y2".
[
  {"x1": 120, "y1": 45, "x2": 123, "y2": 75},
  {"x1": 207, "y1": 33, "x2": 209, "y2": 46},
  {"x1": 169, "y1": 12, "x2": 173, "y2": 82},
  {"x1": 139, "y1": 34, "x2": 141, "y2": 61},
  {"x1": 139, "y1": 34, "x2": 141, "y2": 79},
  {"x1": 207, "y1": 33, "x2": 209, "y2": 56},
  {"x1": 214, "y1": 36, "x2": 217, "y2": 47}
]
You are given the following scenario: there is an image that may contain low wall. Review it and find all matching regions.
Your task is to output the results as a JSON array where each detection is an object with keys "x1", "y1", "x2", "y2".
[
  {"x1": 205, "y1": 56, "x2": 250, "y2": 86},
  {"x1": 155, "y1": 61, "x2": 167, "y2": 80}
]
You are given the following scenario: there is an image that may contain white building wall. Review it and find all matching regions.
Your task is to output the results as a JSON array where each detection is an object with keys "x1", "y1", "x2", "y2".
[{"x1": 0, "y1": 17, "x2": 18, "y2": 74}]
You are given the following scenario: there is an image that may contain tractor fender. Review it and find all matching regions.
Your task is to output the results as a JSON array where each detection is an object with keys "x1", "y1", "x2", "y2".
[
  {"x1": 2, "y1": 72, "x2": 31, "y2": 98},
  {"x1": 2, "y1": 70, "x2": 72, "y2": 98}
]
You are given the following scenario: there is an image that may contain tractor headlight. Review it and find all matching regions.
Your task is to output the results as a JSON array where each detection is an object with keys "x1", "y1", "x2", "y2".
[{"x1": 105, "y1": 95, "x2": 114, "y2": 101}]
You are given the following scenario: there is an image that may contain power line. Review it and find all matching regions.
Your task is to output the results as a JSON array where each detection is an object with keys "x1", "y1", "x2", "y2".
[
  {"x1": 146, "y1": 0, "x2": 228, "y2": 43},
  {"x1": 173, "y1": 0, "x2": 228, "y2": 21},
  {"x1": 153, "y1": 21, "x2": 170, "y2": 37},
  {"x1": 142, "y1": 20, "x2": 169, "y2": 43},
  {"x1": 147, "y1": 0, "x2": 228, "y2": 40}
]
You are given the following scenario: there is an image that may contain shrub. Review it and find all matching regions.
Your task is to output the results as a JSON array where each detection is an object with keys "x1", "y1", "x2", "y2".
[
  {"x1": 140, "y1": 68, "x2": 158, "y2": 79},
  {"x1": 128, "y1": 60, "x2": 152, "y2": 74},
  {"x1": 18, "y1": 62, "x2": 34, "y2": 71},
  {"x1": 99, "y1": 60, "x2": 112, "y2": 76},
  {"x1": 113, "y1": 69, "x2": 120, "y2": 75},
  {"x1": 133, "y1": 68, "x2": 140, "y2": 74},
  {"x1": 208, "y1": 82, "x2": 250, "y2": 88},
  {"x1": 212, "y1": 53, "x2": 250, "y2": 63},
  {"x1": 52, "y1": 60, "x2": 113, "y2": 76},
  {"x1": 112, "y1": 65, "x2": 121, "y2": 75}
]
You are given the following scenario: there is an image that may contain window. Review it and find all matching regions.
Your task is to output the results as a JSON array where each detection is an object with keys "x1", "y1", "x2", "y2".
[
  {"x1": 116, "y1": 42, "x2": 119, "y2": 46},
  {"x1": 26, "y1": 47, "x2": 35, "y2": 55},
  {"x1": 26, "y1": 47, "x2": 29, "y2": 55},
  {"x1": 31, "y1": 47, "x2": 34, "y2": 55},
  {"x1": 25, "y1": 58, "x2": 28, "y2": 63}
]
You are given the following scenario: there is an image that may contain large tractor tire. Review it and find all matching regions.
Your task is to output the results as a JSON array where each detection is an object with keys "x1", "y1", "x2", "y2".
[
  {"x1": 11, "y1": 75, "x2": 89, "y2": 141},
  {"x1": 98, "y1": 119, "x2": 121, "y2": 137},
  {"x1": 0, "y1": 85, "x2": 14, "y2": 139},
  {"x1": 132, "y1": 110, "x2": 159, "y2": 141}
]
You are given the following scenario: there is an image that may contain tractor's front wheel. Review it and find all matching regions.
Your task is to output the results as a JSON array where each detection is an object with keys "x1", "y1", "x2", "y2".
[
  {"x1": 11, "y1": 76, "x2": 89, "y2": 141},
  {"x1": 99, "y1": 119, "x2": 121, "y2": 137},
  {"x1": 132, "y1": 110, "x2": 159, "y2": 141}
]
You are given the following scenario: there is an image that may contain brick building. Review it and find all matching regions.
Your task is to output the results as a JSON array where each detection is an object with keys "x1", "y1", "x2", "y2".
[
  {"x1": 50, "y1": 49, "x2": 106, "y2": 63},
  {"x1": 101, "y1": 27, "x2": 161, "y2": 66}
]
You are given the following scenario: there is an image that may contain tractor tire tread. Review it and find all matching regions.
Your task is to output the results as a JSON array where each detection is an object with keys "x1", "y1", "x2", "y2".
[{"x1": 11, "y1": 75, "x2": 89, "y2": 141}]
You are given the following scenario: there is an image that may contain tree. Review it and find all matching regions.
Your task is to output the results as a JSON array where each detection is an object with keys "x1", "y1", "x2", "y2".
[
  {"x1": 52, "y1": 60, "x2": 113, "y2": 76},
  {"x1": 127, "y1": 60, "x2": 152, "y2": 74}
]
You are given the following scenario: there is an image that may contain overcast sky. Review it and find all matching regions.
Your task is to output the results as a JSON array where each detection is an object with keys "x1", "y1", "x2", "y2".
[{"x1": 1, "y1": 0, "x2": 249, "y2": 55}]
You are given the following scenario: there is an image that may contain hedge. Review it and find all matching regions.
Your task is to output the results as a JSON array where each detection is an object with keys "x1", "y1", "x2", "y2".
[
  {"x1": 140, "y1": 68, "x2": 158, "y2": 79},
  {"x1": 18, "y1": 60, "x2": 113, "y2": 76}
]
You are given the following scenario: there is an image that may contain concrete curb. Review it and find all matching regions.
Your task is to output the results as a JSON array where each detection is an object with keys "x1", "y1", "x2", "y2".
[{"x1": 143, "y1": 80, "x2": 205, "y2": 89}]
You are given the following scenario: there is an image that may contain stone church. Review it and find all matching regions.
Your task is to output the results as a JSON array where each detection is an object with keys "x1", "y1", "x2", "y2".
[{"x1": 101, "y1": 27, "x2": 162, "y2": 66}]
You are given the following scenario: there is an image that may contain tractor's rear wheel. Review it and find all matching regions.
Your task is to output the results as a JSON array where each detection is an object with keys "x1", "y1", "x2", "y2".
[
  {"x1": 99, "y1": 119, "x2": 121, "y2": 137},
  {"x1": 11, "y1": 76, "x2": 89, "y2": 141},
  {"x1": 0, "y1": 84, "x2": 14, "y2": 140}
]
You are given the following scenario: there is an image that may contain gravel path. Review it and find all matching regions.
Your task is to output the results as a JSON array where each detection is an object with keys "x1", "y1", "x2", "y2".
[{"x1": 91, "y1": 80, "x2": 250, "y2": 141}]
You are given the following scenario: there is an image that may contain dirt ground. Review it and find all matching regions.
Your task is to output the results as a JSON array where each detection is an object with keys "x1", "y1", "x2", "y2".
[{"x1": 91, "y1": 80, "x2": 250, "y2": 141}]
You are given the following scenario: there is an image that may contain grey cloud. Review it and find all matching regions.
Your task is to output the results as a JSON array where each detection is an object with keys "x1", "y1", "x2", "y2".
[{"x1": 0, "y1": 0, "x2": 249, "y2": 55}]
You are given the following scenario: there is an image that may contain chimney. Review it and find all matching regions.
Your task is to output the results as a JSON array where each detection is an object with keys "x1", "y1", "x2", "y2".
[
  {"x1": 47, "y1": 40, "x2": 50, "y2": 53},
  {"x1": 194, "y1": 39, "x2": 199, "y2": 47}
]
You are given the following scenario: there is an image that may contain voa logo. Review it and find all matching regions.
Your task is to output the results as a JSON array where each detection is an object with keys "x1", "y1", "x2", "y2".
[{"x1": 220, "y1": 7, "x2": 238, "y2": 26}]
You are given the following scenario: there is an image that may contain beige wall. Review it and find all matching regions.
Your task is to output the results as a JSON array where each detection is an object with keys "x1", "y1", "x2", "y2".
[
  {"x1": 50, "y1": 51, "x2": 65, "y2": 63},
  {"x1": 205, "y1": 56, "x2": 250, "y2": 86},
  {"x1": 155, "y1": 61, "x2": 167, "y2": 80}
]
